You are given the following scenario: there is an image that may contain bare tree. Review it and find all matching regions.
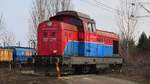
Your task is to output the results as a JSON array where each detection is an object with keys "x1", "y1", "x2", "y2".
[
  {"x1": 0, "y1": 15, "x2": 5, "y2": 34},
  {"x1": 0, "y1": 15, "x2": 2, "y2": 29},
  {"x1": 0, "y1": 15, "x2": 15, "y2": 47},
  {"x1": 1, "y1": 31, "x2": 16, "y2": 47},
  {"x1": 0, "y1": 15, "x2": 5, "y2": 46},
  {"x1": 117, "y1": 0, "x2": 139, "y2": 57},
  {"x1": 29, "y1": 0, "x2": 73, "y2": 48}
]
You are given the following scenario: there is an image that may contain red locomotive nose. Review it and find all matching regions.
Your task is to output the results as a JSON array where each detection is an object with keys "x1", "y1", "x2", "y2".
[{"x1": 37, "y1": 20, "x2": 62, "y2": 57}]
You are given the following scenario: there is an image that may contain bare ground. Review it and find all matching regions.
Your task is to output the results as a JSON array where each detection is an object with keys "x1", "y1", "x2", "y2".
[
  {"x1": 0, "y1": 69, "x2": 140, "y2": 84},
  {"x1": 0, "y1": 69, "x2": 66, "y2": 84},
  {"x1": 60, "y1": 75, "x2": 139, "y2": 84}
]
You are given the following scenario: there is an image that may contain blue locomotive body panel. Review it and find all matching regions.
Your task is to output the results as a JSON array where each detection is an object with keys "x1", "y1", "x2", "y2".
[{"x1": 64, "y1": 41, "x2": 113, "y2": 57}]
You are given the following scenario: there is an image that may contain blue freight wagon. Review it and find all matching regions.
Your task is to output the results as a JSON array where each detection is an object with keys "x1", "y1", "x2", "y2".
[{"x1": 7, "y1": 47, "x2": 36, "y2": 63}]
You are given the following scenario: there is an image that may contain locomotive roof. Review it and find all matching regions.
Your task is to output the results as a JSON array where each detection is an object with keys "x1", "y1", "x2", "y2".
[{"x1": 55, "y1": 11, "x2": 91, "y2": 19}]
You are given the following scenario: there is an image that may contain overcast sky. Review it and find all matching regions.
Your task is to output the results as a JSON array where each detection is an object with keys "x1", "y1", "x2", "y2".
[{"x1": 0, "y1": 0, "x2": 150, "y2": 46}]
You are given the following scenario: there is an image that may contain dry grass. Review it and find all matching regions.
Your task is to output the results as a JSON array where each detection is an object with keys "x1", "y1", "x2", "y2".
[{"x1": 118, "y1": 52, "x2": 150, "y2": 84}]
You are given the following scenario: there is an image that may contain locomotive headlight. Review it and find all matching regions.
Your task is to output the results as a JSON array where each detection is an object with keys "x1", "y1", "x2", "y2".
[
  {"x1": 47, "y1": 21, "x2": 52, "y2": 26},
  {"x1": 53, "y1": 50, "x2": 57, "y2": 53}
]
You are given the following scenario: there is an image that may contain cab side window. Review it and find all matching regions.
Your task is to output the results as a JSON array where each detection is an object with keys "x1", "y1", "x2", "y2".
[
  {"x1": 92, "y1": 23, "x2": 96, "y2": 32},
  {"x1": 69, "y1": 17, "x2": 82, "y2": 26},
  {"x1": 87, "y1": 23, "x2": 92, "y2": 32},
  {"x1": 87, "y1": 22, "x2": 95, "y2": 32}
]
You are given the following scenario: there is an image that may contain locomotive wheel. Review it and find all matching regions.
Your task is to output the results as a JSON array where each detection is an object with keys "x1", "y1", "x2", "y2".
[
  {"x1": 61, "y1": 64, "x2": 75, "y2": 76},
  {"x1": 83, "y1": 65, "x2": 90, "y2": 73},
  {"x1": 109, "y1": 64, "x2": 122, "y2": 73}
]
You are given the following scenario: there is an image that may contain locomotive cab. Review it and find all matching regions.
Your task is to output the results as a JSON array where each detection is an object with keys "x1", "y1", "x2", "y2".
[{"x1": 37, "y1": 11, "x2": 91, "y2": 57}]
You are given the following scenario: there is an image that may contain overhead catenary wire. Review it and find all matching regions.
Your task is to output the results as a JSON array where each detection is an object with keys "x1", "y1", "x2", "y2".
[
  {"x1": 80, "y1": 0, "x2": 124, "y2": 16},
  {"x1": 78, "y1": 0, "x2": 120, "y2": 32},
  {"x1": 80, "y1": 0, "x2": 118, "y2": 13},
  {"x1": 138, "y1": 1, "x2": 150, "y2": 4},
  {"x1": 139, "y1": 2, "x2": 150, "y2": 14},
  {"x1": 133, "y1": 2, "x2": 150, "y2": 18},
  {"x1": 93, "y1": 0, "x2": 119, "y2": 12}
]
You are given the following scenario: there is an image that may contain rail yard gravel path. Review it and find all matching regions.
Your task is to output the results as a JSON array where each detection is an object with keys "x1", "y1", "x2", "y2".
[
  {"x1": 0, "y1": 69, "x2": 139, "y2": 84},
  {"x1": 60, "y1": 75, "x2": 139, "y2": 84}
]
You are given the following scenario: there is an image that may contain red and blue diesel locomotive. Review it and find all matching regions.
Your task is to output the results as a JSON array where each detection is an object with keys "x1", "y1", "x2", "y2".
[{"x1": 36, "y1": 11, "x2": 122, "y2": 74}]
